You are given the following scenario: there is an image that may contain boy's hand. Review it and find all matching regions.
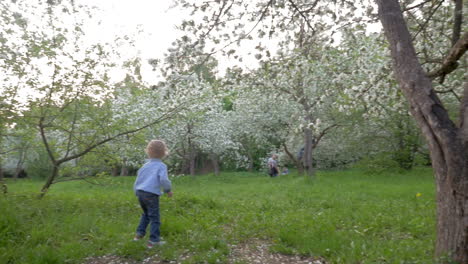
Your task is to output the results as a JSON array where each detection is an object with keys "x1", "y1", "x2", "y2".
[{"x1": 166, "y1": 191, "x2": 173, "y2": 198}]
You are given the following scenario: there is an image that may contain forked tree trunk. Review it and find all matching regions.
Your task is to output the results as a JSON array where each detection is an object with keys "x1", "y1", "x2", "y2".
[{"x1": 376, "y1": 1, "x2": 468, "y2": 262}]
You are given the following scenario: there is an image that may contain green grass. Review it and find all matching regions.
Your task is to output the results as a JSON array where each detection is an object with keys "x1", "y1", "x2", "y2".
[{"x1": 0, "y1": 168, "x2": 436, "y2": 264}]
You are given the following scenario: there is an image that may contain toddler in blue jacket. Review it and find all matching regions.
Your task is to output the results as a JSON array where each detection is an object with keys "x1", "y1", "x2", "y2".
[{"x1": 133, "y1": 140, "x2": 173, "y2": 248}]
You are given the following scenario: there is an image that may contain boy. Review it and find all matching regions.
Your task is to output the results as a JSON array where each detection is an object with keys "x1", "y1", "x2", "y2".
[{"x1": 133, "y1": 140, "x2": 173, "y2": 248}]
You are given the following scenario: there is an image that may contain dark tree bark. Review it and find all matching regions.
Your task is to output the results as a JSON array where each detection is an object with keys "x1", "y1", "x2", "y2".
[
  {"x1": 120, "y1": 159, "x2": 128, "y2": 176},
  {"x1": 41, "y1": 165, "x2": 59, "y2": 196},
  {"x1": 376, "y1": 0, "x2": 468, "y2": 262},
  {"x1": 210, "y1": 153, "x2": 220, "y2": 176},
  {"x1": 120, "y1": 166, "x2": 128, "y2": 176},
  {"x1": 189, "y1": 152, "x2": 196, "y2": 176},
  {"x1": 451, "y1": 0, "x2": 463, "y2": 47},
  {"x1": 111, "y1": 167, "x2": 119, "y2": 177}
]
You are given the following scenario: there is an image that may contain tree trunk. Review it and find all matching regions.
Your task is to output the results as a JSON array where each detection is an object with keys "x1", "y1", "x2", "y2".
[
  {"x1": 120, "y1": 166, "x2": 128, "y2": 176},
  {"x1": 14, "y1": 150, "x2": 26, "y2": 180},
  {"x1": 111, "y1": 167, "x2": 119, "y2": 177},
  {"x1": 40, "y1": 164, "x2": 59, "y2": 197},
  {"x1": 0, "y1": 158, "x2": 3, "y2": 181},
  {"x1": 376, "y1": 0, "x2": 468, "y2": 262},
  {"x1": 247, "y1": 151, "x2": 254, "y2": 172},
  {"x1": 451, "y1": 0, "x2": 463, "y2": 47},
  {"x1": 0, "y1": 160, "x2": 6, "y2": 195},
  {"x1": 303, "y1": 127, "x2": 314, "y2": 177},
  {"x1": 189, "y1": 152, "x2": 196, "y2": 176},
  {"x1": 242, "y1": 141, "x2": 254, "y2": 171},
  {"x1": 211, "y1": 153, "x2": 220, "y2": 176},
  {"x1": 120, "y1": 160, "x2": 128, "y2": 176},
  {"x1": 282, "y1": 143, "x2": 304, "y2": 175},
  {"x1": 187, "y1": 123, "x2": 196, "y2": 176},
  {"x1": 297, "y1": 162, "x2": 304, "y2": 175}
]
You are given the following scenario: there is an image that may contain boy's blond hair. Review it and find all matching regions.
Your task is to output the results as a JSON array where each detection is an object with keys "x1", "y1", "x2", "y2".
[{"x1": 145, "y1": 140, "x2": 168, "y2": 159}]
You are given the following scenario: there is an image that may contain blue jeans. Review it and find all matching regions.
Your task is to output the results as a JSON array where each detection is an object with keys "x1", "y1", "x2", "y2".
[{"x1": 135, "y1": 190, "x2": 161, "y2": 242}]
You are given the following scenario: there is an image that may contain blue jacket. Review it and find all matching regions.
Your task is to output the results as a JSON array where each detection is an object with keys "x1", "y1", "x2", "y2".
[{"x1": 134, "y1": 159, "x2": 172, "y2": 195}]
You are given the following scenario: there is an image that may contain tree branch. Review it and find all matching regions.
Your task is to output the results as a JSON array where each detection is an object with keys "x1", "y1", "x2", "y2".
[
  {"x1": 451, "y1": 0, "x2": 463, "y2": 47},
  {"x1": 55, "y1": 103, "x2": 184, "y2": 165},
  {"x1": 427, "y1": 31, "x2": 468, "y2": 78},
  {"x1": 435, "y1": 88, "x2": 461, "y2": 102},
  {"x1": 287, "y1": 0, "x2": 316, "y2": 34},
  {"x1": 312, "y1": 124, "x2": 338, "y2": 149},
  {"x1": 402, "y1": 0, "x2": 433, "y2": 12},
  {"x1": 64, "y1": 102, "x2": 79, "y2": 159},
  {"x1": 191, "y1": 0, "x2": 275, "y2": 71},
  {"x1": 411, "y1": 0, "x2": 445, "y2": 41},
  {"x1": 39, "y1": 117, "x2": 57, "y2": 164},
  {"x1": 282, "y1": 142, "x2": 298, "y2": 163}
]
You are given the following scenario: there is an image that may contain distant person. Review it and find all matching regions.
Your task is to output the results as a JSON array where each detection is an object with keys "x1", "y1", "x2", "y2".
[
  {"x1": 133, "y1": 140, "x2": 173, "y2": 248},
  {"x1": 281, "y1": 167, "x2": 289, "y2": 175},
  {"x1": 268, "y1": 154, "x2": 279, "y2": 177}
]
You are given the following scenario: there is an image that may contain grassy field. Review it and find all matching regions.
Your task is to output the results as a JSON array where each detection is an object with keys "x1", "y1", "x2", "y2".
[{"x1": 0, "y1": 168, "x2": 436, "y2": 264}]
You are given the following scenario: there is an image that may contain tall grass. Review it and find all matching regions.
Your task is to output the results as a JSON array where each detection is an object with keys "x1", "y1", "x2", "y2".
[{"x1": 0, "y1": 168, "x2": 436, "y2": 263}]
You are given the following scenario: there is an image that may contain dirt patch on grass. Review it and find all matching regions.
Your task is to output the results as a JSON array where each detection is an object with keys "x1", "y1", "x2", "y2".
[
  {"x1": 83, "y1": 240, "x2": 326, "y2": 264},
  {"x1": 83, "y1": 254, "x2": 141, "y2": 264},
  {"x1": 228, "y1": 239, "x2": 326, "y2": 264}
]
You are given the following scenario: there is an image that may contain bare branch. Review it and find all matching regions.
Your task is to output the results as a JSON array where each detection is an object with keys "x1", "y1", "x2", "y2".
[
  {"x1": 287, "y1": 0, "x2": 316, "y2": 34},
  {"x1": 191, "y1": 0, "x2": 275, "y2": 70},
  {"x1": 402, "y1": 0, "x2": 433, "y2": 12},
  {"x1": 427, "y1": 31, "x2": 468, "y2": 79},
  {"x1": 55, "y1": 103, "x2": 185, "y2": 165},
  {"x1": 53, "y1": 175, "x2": 107, "y2": 186},
  {"x1": 198, "y1": 0, "x2": 232, "y2": 42},
  {"x1": 0, "y1": 147, "x2": 22, "y2": 155},
  {"x1": 312, "y1": 124, "x2": 338, "y2": 149},
  {"x1": 435, "y1": 88, "x2": 461, "y2": 102},
  {"x1": 282, "y1": 142, "x2": 299, "y2": 163},
  {"x1": 411, "y1": 0, "x2": 445, "y2": 41}
]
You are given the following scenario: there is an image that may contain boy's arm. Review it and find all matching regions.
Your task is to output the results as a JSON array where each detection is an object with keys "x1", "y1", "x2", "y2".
[{"x1": 160, "y1": 165, "x2": 172, "y2": 195}]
